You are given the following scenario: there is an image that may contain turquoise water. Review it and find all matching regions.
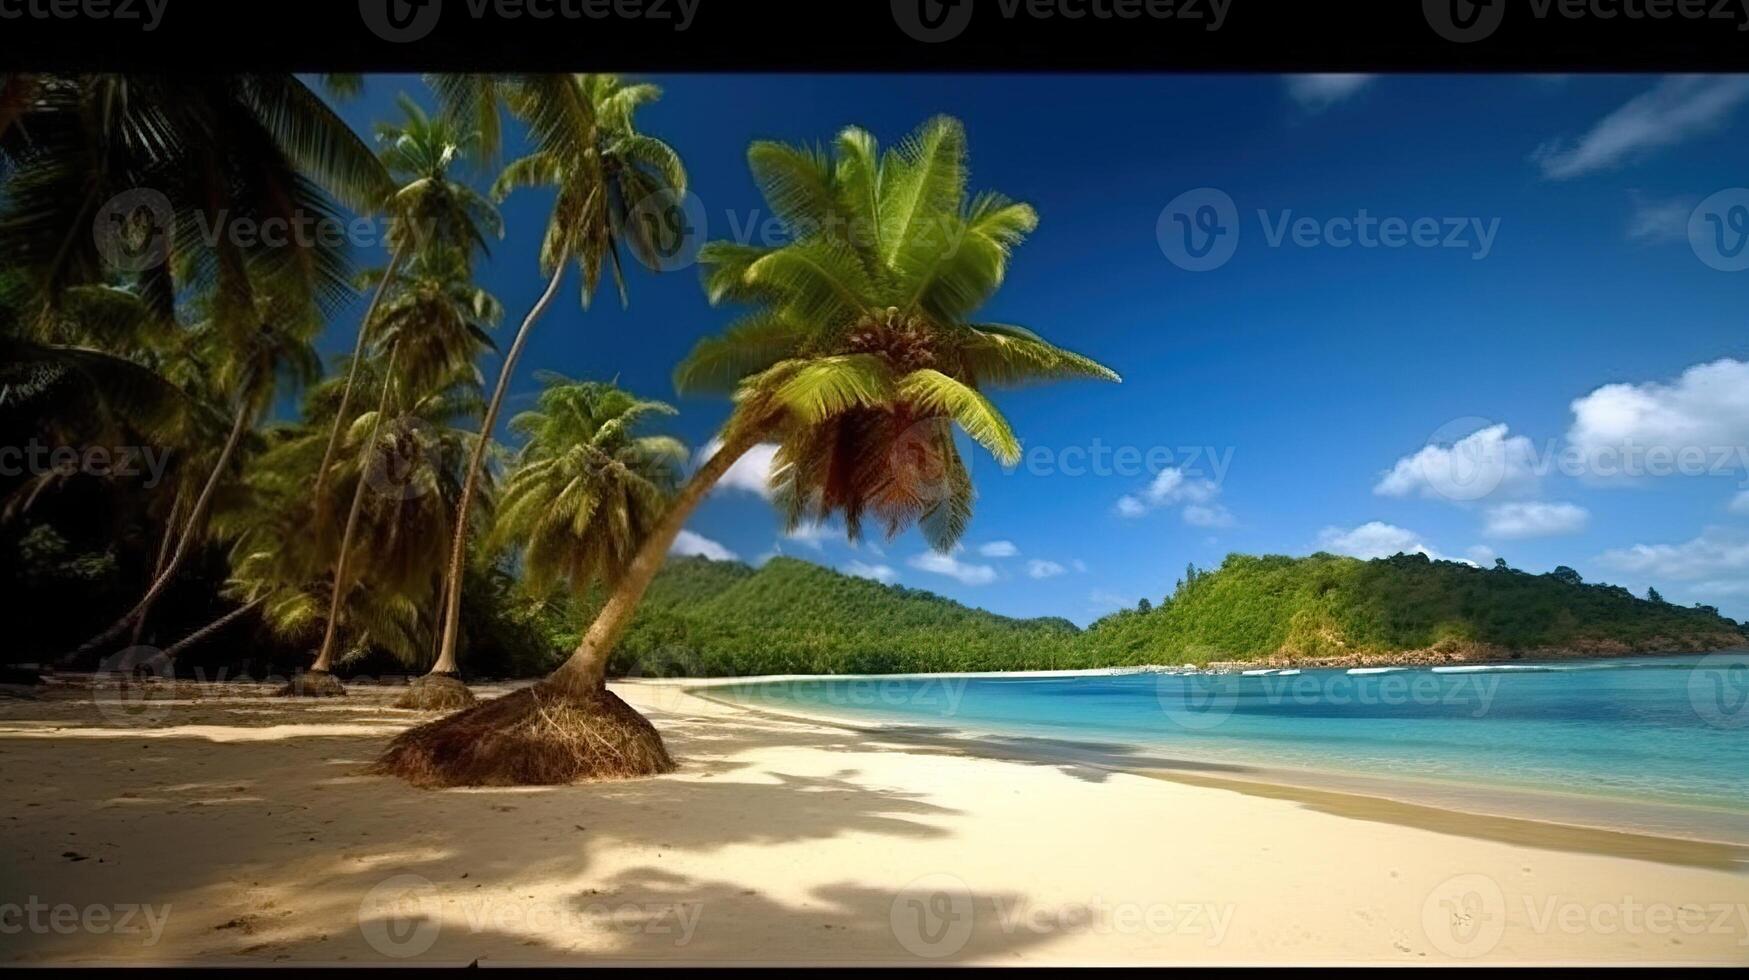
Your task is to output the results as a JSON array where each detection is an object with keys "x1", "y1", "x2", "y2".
[{"x1": 711, "y1": 654, "x2": 1749, "y2": 811}]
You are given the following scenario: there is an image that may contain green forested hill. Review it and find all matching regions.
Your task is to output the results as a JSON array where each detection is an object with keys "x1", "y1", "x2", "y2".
[
  {"x1": 592, "y1": 552, "x2": 1746, "y2": 677},
  {"x1": 606, "y1": 557, "x2": 1081, "y2": 676},
  {"x1": 1080, "y1": 552, "x2": 1746, "y2": 666}
]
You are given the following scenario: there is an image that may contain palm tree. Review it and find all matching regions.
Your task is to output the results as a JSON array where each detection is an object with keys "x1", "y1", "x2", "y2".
[
  {"x1": 67, "y1": 281, "x2": 327, "y2": 663},
  {"x1": 0, "y1": 74, "x2": 391, "y2": 663},
  {"x1": 169, "y1": 442, "x2": 327, "y2": 662},
  {"x1": 429, "y1": 73, "x2": 687, "y2": 685},
  {"x1": 377, "y1": 116, "x2": 1117, "y2": 787},
  {"x1": 394, "y1": 374, "x2": 683, "y2": 711},
  {"x1": 309, "y1": 94, "x2": 502, "y2": 521},
  {"x1": 0, "y1": 74, "x2": 389, "y2": 323},
  {"x1": 298, "y1": 250, "x2": 499, "y2": 695},
  {"x1": 490, "y1": 374, "x2": 686, "y2": 593}
]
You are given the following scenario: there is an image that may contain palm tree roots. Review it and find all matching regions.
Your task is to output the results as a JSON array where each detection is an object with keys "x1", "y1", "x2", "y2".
[
  {"x1": 373, "y1": 684, "x2": 674, "y2": 787},
  {"x1": 392, "y1": 672, "x2": 476, "y2": 711},
  {"x1": 276, "y1": 669, "x2": 348, "y2": 698}
]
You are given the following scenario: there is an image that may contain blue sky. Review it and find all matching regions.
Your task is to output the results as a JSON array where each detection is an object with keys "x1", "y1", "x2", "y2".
[{"x1": 321, "y1": 73, "x2": 1749, "y2": 625}]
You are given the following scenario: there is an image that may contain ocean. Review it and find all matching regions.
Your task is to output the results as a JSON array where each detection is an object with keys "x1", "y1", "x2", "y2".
[{"x1": 708, "y1": 653, "x2": 1749, "y2": 815}]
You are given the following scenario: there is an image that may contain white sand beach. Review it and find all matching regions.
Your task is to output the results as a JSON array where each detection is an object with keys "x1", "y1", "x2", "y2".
[{"x1": 1, "y1": 676, "x2": 1745, "y2": 965}]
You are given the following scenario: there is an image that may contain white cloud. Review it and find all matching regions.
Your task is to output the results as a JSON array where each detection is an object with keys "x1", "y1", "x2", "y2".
[
  {"x1": 670, "y1": 529, "x2": 738, "y2": 562},
  {"x1": 1534, "y1": 75, "x2": 1749, "y2": 179},
  {"x1": 1482, "y1": 501, "x2": 1590, "y2": 539},
  {"x1": 1026, "y1": 559, "x2": 1067, "y2": 579},
  {"x1": 978, "y1": 540, "x2": 1019, "y2": 558},
  {"x1": 1182, "y1": 503, "x2": 1236, "y2": 528},
  {"x1": 843, "y1": 560, "x2": 899, "y2": 585},
  {"x1": 1116, "y1": 467, "x2": 1231, "y2": 525},
  {"x1": 1625, "y1": 194, "x2": 1695, "y2": 244},
  {"x1": 1317, "y1": 522, "x2": 1449, "y2": 561},
  {"x1": 1599, "y1": 526, "x2": 1749, "y2": 583},
  {"x1": 1566, "y1": 358, "x2": 1749, "y2": 478},
  {"x1": 702, "y1": 439, "x2": 781, "y2": 499},
  {"x1": 785, "y1": 521, "x2": 835, "y2": 550},
  {"x1": 1285, "y1": 74, "x2": 1374, "y2": 111},
  {"x1": 1731, "y1": 491, "x2": 1749, "y2": 515},
  {"x1": 1375, "y1": 423, "x2": 1542, "y2": 503},
  {"x1": 908, "y1": 551, "x2": 999, "y2": 586},
  {"x1": 1466, "y1": 544, "x2": 1499, "y2": 567}
]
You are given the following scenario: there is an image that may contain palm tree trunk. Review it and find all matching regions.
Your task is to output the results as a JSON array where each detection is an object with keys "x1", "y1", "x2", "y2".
[
  {"x1": 427, "y1": 563, "x2": 459, "y2": 675},
  {"x1": 69, "y1": 398, "x2": 254, "y2": 664},
  {"x1": 162, "y1": 596, "x2": 266, "y2": 659},
  {"x1": 131, "y1": 489, "x2": 186, "y2": 646},
  {"x1": 433, "y1": 259, "x2": 569, "y2": 674},
  {"x1": 544, "y1": 431, "x2": 761, "y2": 698},
  {"x1": 312, "y1": 343, "x2": 400, "y2": 674},
  {"x1": 311, "y1": 240, "x2": 408, "y2": 526}
]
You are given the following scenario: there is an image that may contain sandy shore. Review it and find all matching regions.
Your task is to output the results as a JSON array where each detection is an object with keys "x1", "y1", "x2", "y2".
[{"x1": 1, "y1": 676, "x2": 1745, "y2": 965}]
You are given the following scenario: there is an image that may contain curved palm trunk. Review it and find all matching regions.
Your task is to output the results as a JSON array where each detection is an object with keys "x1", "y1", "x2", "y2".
[
  {"x1": 426, "y1": 552, "x2": 459, "y2": 675},
  {"x1": 544, "y1": 431, "x2": 761, "y2": 698},
  {"x1": 312, "y1": 343, "x2": 400, "y2": 674},
  {"x1": 69, "y1": 399, "x2": 254, "y2": 664},
  {"x1": 433, "y1": 259, "x2": 569, "y2": 674},
  {"x1": 162, "y1": 596, "x2": 266, "y2": 659},
  {"x1": 130, "y1": 489, "x2": 187, "y2": 646},
  {"x1": 311, "y1": 240, "x2": 409, "y2": 525}
]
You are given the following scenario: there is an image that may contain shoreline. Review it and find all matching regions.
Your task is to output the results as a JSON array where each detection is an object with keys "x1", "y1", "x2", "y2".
[{"x1": 672, "y1": 683, "x2": 1749, "y2": 854}]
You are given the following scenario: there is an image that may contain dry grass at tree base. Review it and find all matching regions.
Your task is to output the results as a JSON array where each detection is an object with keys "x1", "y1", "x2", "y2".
[
  {"x1": 373, "y1": 684, "x2": 675, "y2": 788},
  {"x1": 392, "y1": 672, "x2": 477, "y2": 711},
  {"x1": 275, "y1": 670, "x2": 348, "y2": 698}
]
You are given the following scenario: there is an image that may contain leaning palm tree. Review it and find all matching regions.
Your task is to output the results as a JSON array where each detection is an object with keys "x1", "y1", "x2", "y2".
[
  {"x1": 299, "y1": 252, "x2": 498, "y2": 697},
  {"x1": 309, "y1": 94, "x2": 502, "y2": 522},
  {"x1": 397, "y1": 374, "x2": 683, "y2": 711},
  {"x1": 170, "y1": 442, "x2": 329, "y2": 661},
  {"x1": 67, "y1": 283, "x2": 326, "y2": 663},
  {"x1": 2, "y1": 74, "x2": 387, "y2": 663},
  {"x1": 428, "y1": 73, "x2": 687, "y2": 687},
  {"x1": 378, "y1": 115, "x2": 1118, "y2": 787}
]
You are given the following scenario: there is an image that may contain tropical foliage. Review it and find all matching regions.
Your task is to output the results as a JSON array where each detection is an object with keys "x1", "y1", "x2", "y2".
[{"x1": 1080, "y1": 552, "x2": 1747, "y2": 665}]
